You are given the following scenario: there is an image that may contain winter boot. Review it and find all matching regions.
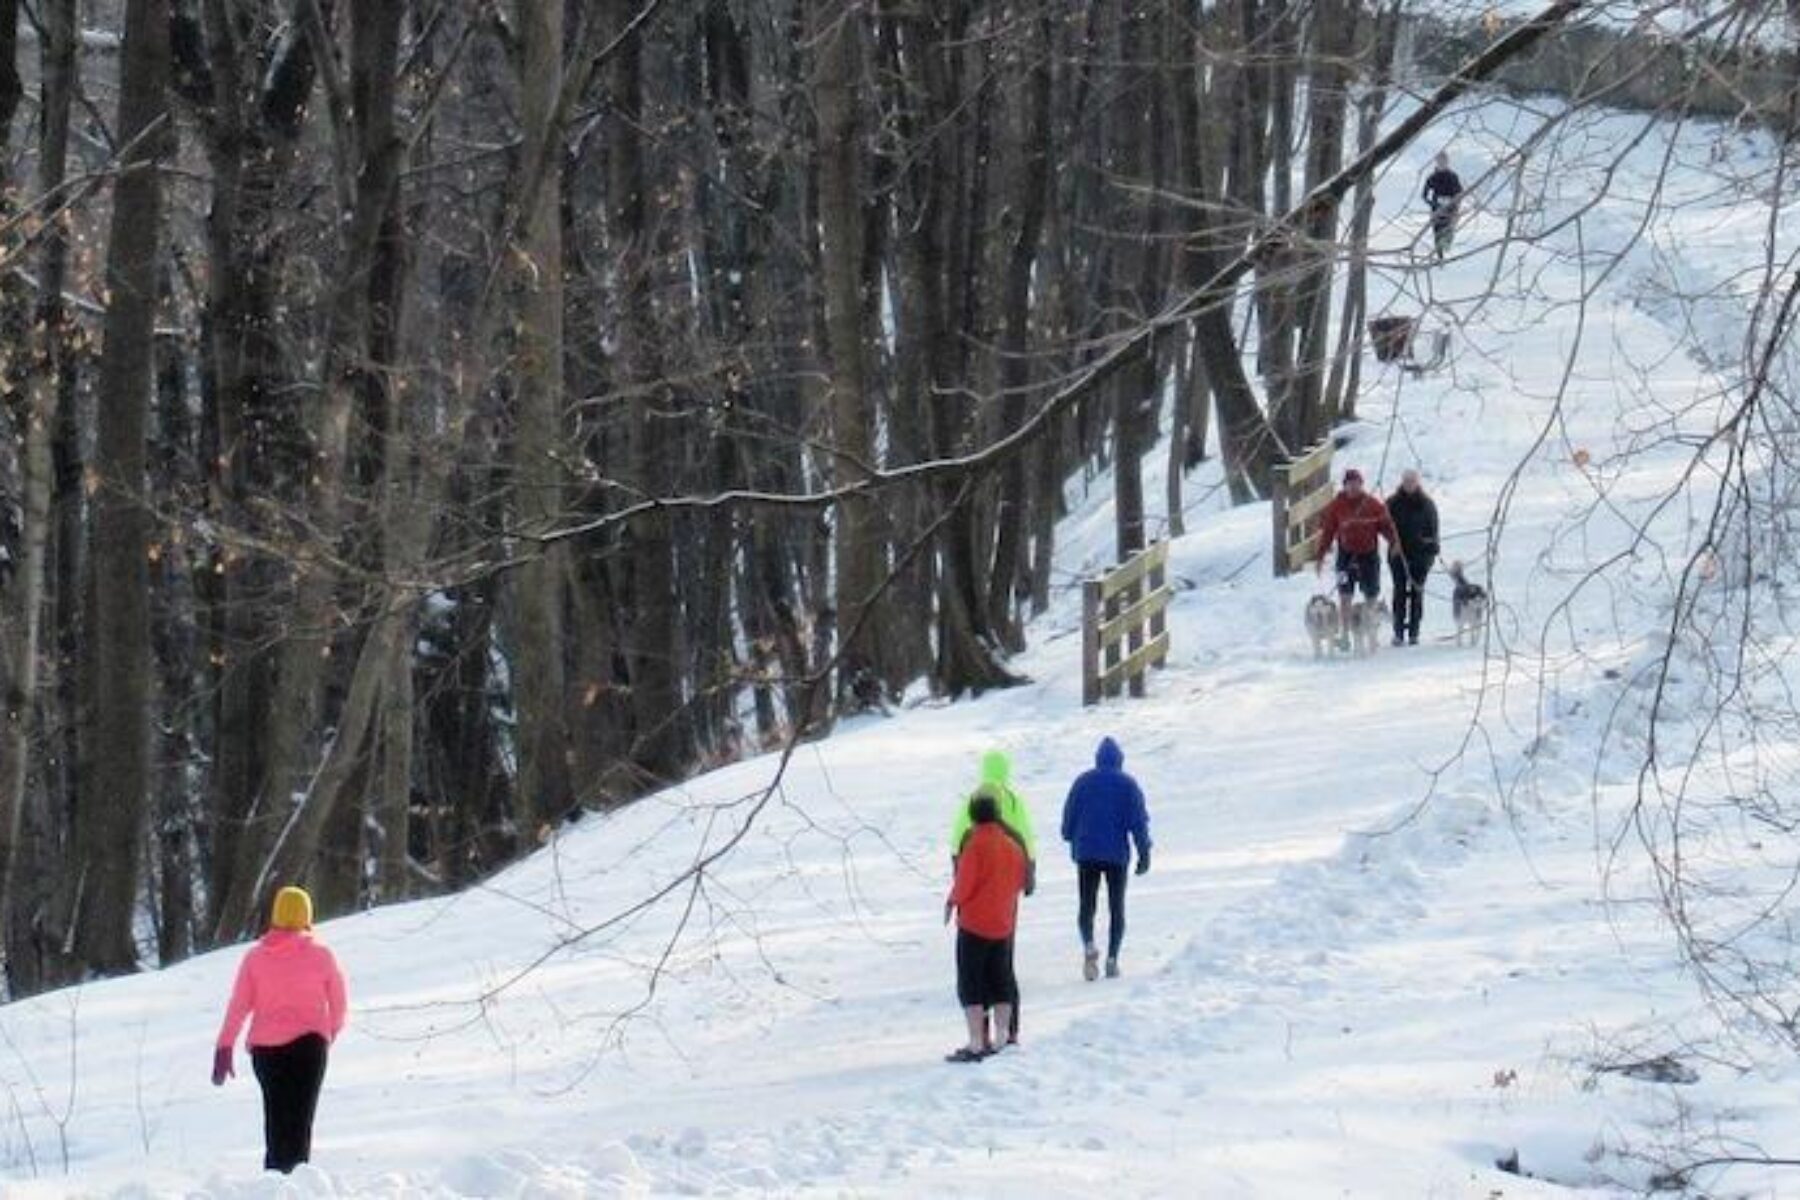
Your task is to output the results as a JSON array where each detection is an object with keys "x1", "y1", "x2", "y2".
[
  {"x1": 1105, "y1": 958, "x2": 1121, "y2": 979},
  {"x1": 1083, "y1": 945, "x2": 1100, "y2": 982}
]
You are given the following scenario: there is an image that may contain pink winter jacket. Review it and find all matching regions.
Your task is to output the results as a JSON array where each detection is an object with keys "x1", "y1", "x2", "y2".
[{"x1": 216, "y1": 930, "x2": 348, "y2": 1050}]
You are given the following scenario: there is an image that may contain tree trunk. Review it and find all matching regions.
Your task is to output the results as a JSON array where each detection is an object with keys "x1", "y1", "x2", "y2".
[
  {"x1": 65, "y1": 0, "x2": 173, "y2": 977},
  {"x1": 375, "y1": 612, "x2": 414, "y2": 898},
  {"x1": 0, "y1": 0, "x2": 52, "y2": 994},
  {"x1": 510, "y1": 0, "x2": 575, "y2": 837},
  {"x1": 151, "y1": 285, "x2": 196, "y2": 966},
  {"x1": 44, "y1": 0, "x2": 84, "y2": 975},
  {"x1": 812, "y1": 0, "x2": 883, "y2": 710},
  {"x1": 1166, "y1": 336, "x2": 1189, "y2": 539},
  {"x1": 1185, "y1": 336, "x2": 1213, "y2": 469}
]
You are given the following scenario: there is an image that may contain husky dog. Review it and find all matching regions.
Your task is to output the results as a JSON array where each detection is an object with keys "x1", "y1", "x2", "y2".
[
  {"x1": 1447, "y1": 561, "x2": 1489, "y2": 645},
  {"x1": 1349, "y1": 597, "x2": 1391, "y2": 657},
  {"x1": 1305, "y1": 595, "x2": 1342, "y2": 658}
]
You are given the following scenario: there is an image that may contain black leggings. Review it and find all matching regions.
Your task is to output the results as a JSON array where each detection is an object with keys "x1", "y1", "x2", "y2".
[
  {"x1": 1389, "y1": 557, "x2": 1430, "y2": 638},
  {"x1": 1077, "y1": 862, "x2": 1129, "y2": 960},
  {"x1": 251, "y1": 1033, "x2": 328, "y2": 1173}
]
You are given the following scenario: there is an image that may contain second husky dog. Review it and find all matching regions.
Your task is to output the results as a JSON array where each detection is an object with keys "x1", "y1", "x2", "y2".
[{"x1": 1350, "y1": 597, "x2": 1391, "y2": 657}]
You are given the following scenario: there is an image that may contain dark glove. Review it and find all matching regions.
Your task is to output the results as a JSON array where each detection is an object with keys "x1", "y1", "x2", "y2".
[
  {"x1": 1135, "y1": 848, "x2": 1151, "y2": 876},
  {"x1": 211, "y1": 1045, "x2": 234, "y2": 1086},
  {"x1": 1023, "y1": 860, "x2": 1037, "y2": 897}
]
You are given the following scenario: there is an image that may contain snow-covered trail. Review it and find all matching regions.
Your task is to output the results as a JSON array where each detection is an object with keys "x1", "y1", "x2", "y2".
[
  {"x1": 7, "y1": 513, "x2": 1533, "y2": 1199},
  {"x1": 7, "y1": 97, "x2": 1800, "y2": 1199}
]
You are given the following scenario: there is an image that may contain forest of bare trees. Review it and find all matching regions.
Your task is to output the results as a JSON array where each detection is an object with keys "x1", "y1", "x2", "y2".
[{"x1": 0, "y1": 0, "x2": 1625, "y2": 997}]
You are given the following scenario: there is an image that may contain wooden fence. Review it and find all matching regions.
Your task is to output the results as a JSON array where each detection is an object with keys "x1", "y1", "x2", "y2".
[
  {"x1": 1081, "y1": 541, "x2": 1171, "y2": 707},
  {"x1": 1271, "y1": 439, "x2": 1334, "y2": 577}
]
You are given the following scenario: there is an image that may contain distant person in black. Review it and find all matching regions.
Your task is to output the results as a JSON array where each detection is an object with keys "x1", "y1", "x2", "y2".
[
  {"x1": 1386, "y1": 468, "x2": 1440, "y2": 646},
  {"x1": 1423, "y1": 152, "x2": 1464, "y2": 263}
]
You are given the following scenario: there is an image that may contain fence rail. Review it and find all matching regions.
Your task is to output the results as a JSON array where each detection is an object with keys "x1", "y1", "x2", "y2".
[
  {"x1": 1271, "y1": 439, "x2": 1335, "y2": 577},
  {"x1": 1082, "y1": 541, "x2": 1171, "y2": 706}
]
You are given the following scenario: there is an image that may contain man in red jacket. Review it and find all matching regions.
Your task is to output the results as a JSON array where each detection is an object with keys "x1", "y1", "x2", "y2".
[
  {"x1": 1313, "y1": 467, "x2": 1401, "y2": 649},
  {"x1": 943, "y1": 791, "x2": 1027, "y2": 1062}
]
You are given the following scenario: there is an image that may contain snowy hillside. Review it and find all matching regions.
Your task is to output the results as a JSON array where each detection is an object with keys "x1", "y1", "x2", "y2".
[{"x1": 5, "y1": 97, "x2": 1800, "y2": 1198}]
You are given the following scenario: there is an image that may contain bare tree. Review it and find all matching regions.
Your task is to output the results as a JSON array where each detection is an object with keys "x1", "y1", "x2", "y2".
[
  {"x1": 509, "y1": 0, "x2": 576, "y2": 837},
  {"x1": 59, "y1": 0, "x2": 174, "y2": 976}
]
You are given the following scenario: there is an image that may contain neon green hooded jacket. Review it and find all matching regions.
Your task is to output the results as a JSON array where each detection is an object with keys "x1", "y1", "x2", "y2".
[{"x1": 949, "y1": 750, "x2": 1037, "y2": 860}]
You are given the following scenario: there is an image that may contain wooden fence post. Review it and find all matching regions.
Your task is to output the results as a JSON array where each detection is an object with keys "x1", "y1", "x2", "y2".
[
  {"x1": 1272, "y1": 462, "x2": 1292, "y2": 578},
  {"x1": 1082, "y1": 579, "x2": 1102, "y2": 707},
  {"x1": 1148, "y1": 545, "x2": 1168, "y2": 674}
]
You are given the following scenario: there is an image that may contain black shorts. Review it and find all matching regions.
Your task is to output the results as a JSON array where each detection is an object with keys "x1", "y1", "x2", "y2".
[
  {"x1": 1336, "y1": 549, "x2": 1381, "y2": 599},
  {"x1": 955, "y1": 930, "x2": 1015, "y2": 1009}
]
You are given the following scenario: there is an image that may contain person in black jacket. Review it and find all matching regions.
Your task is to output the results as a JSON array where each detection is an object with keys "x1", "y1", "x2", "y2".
[
  {"x1": 1386, "y1": 469, "x2": 1439, "y2": 645},
  {"x1": 1422, "y1": 152, "x2": 1463, "y2": 262}
]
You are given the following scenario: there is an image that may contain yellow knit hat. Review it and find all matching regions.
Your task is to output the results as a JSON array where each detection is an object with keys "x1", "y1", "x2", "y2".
[{"x1": 270, "y1": 886, "x2": 314, "y2": 931}]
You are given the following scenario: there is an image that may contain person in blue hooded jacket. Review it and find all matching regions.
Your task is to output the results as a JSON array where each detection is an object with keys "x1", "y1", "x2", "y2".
[{"x1": 1060, "y1": 737, "x2": 1151, "y2": 980}]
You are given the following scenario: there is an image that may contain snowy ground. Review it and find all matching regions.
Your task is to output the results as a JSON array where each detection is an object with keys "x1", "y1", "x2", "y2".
[{"x1": 5, "y1": 98, "x2": 1800, "y2": 1198}]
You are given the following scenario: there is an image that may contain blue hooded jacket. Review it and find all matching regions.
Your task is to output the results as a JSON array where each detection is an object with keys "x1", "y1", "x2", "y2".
[{"x1": 1060, "y1": 738, "x2": 1151, "y2": 867}]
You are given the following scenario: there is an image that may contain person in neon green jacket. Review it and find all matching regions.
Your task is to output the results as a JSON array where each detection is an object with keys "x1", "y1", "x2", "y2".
[
  {"x1": 949, "y1": 750, "x2": 1038, "y2": 866},
  {"x1": 948, "y1": 749, "x2": 1036, "y2": 1049}
]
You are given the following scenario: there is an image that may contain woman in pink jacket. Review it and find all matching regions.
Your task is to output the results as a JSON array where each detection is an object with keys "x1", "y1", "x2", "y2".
[{"x1": 213, "y1": 886, "x2": 348, "y2": 1173}]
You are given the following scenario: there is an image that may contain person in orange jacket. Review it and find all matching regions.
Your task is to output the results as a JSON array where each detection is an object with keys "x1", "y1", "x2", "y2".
[
  {"x1": 943, "y1": 791, "x2": 1028, "y2": 1063},
  {"x1": 213, "y1": 886, "x2": 348, "y2": 1173},
  {"x1": 949, "y1": 752, "x2": 1035, "y2": 1048},
  {"x1": 1314, "y1": 467, "x2": 1402, "y2": 650}
]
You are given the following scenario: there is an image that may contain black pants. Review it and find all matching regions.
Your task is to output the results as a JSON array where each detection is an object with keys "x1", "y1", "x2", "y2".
[
  {"x1": 1390, "y1": 556, "x2": 1430, "y2": 639},
  {"x1": 251, "y1": 1033, "x2": 328, "y2": 1173},
  {"x1": 1077, "y1": 862, "x2": 1129, "y2": 960},
  {"x1": 1431, "y1": 208, "x2": 1457, "y2": 258}
]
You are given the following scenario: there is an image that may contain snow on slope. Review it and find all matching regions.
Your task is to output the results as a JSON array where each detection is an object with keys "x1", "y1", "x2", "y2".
[{"x1": 5, "y1": 96, "x2": 1800, "y2": 1199}]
